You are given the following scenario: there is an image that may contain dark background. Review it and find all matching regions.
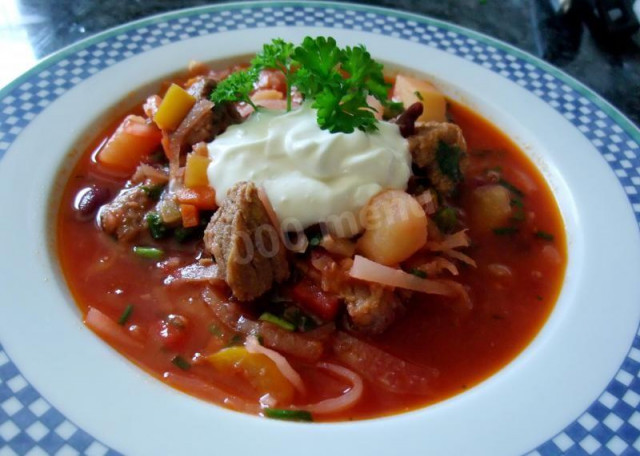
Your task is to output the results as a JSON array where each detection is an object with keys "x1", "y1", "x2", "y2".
[{"x1": 3, "y1": 0, "x2": 639, "y2": 126}]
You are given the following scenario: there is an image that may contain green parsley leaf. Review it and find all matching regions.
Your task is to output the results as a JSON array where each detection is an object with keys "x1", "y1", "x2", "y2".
[
  {"x1": 251, "y1": 38, "x2": 296, "y2": 110},
  {"x1": 210, "y1": 68, "x2": 259, "y2": 110}
]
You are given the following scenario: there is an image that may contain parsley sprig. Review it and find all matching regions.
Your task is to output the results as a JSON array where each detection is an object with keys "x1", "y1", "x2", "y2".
[{"x1": 210, "y1": 36, "x2": 394, "y2": 134}]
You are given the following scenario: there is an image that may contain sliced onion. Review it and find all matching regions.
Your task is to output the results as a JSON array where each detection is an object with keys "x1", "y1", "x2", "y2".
[
  {"x1": 303, "y1": 363, "x2": 363, "y2": 415},
  {"x1": 421, "y1": 257, "x2": 459, "y2": 276},
  {"x1": 85, "y1": 307, "x2": 143, "y2": 351},
  {"x1": 349, "y1": 255, "x2": 458, "y2": 297},
  {"x1": 444, "y1": 249, "x2": 477, "y2": 267},
  {"x1": 426, "y1": 229, "x2": 470, "y2": 251},
  {"x1": 245, "y1": 336, "x2": 306, "y2": 395}
]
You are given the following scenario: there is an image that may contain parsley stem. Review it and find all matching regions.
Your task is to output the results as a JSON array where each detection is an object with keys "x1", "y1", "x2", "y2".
[{"x1": 264, "y1": 408, "x2": 313, "y2": 422}]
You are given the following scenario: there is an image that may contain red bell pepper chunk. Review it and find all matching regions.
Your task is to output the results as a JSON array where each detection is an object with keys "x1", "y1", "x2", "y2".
[{"x1": 290, "y1": 280, "x2": 340, "y2": 322}]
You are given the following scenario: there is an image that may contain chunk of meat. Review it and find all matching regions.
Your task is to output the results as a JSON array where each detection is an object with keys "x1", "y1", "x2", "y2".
[
  {"x1": 204, "y1": 182, "x2": 289, "y2": 300},
  {"x1": 408, "y1": 121, "x2": 469, "y2": 195},
  {"x1": 342, "y1": 283, "x2": 404, "y2": 335},
  {"x1": 300, "y1": 250, "x2": 404, "y2": 335},
  {"x1": 99, "y1": 185, "x2": 152, "y2": 241},
  {"x1": 185, "y1": 75, "x2": 217, "y2": 100}
]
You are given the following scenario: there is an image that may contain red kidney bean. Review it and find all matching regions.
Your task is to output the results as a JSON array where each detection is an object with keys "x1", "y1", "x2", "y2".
[
  {"x1": 395, "y1": 102, "x2": 424, "y2": 138},
  {"x1": 74, "y1": 185, "x2": 110, "y2": 221}
]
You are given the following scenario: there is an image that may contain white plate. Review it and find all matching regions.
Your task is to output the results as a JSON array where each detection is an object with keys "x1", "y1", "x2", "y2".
[{"x1": 0, "y1": 2, "x2": 639, "y2": 455}]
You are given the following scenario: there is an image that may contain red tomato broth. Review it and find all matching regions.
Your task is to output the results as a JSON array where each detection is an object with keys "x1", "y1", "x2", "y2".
[{"x1": 56, "y1": 88, "x2": 566, "y2": 421}]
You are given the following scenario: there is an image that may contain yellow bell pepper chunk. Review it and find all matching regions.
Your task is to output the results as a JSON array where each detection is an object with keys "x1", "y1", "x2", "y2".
[
  {"x1": 153, "y1": 83, "x2": 196, "y2": 131},
  {"x1": 184, "y1": 153, "x2": 211, "y2": 188},
  {"x1": 393, "y1": 74, "x2": 447, "y2": 123},
  {"x1": 207, "y1": 346, "x2": 294, "y2": 404}
]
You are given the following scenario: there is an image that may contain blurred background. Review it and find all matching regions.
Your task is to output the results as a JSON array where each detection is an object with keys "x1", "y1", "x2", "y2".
[{"x1": 1, "y1": 0, "x2": 638, "y2": 125}]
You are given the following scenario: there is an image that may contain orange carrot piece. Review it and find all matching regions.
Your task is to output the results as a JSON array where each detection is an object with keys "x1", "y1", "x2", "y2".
[
  {"x1": 179, "y1": 203, "x2": 199, "y2": 228},
  {"x1": 176, "y1": 186, "x2": 217, "y2": 210}
]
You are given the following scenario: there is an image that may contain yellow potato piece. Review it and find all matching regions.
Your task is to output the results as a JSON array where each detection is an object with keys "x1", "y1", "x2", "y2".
[
  {"x1": 184, "y1": 153, "x2": 211, "y2": 188},
  {"x1": 154, "y1": 83, "x2": 196, "y2": 131},
  {"x1": 357, "y1": 190, "x2": 428, "y2": 265},
  {"x1": 470, "y1": 185, "x2": 513, "y2": 233},
  {"x1": 393, "y1": 74, "x2": 447, "y2": 123}
]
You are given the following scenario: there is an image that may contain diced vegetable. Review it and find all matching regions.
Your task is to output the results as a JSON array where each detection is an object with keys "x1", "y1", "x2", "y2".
[
  {"x1": 153, "y1": 83, "x2": 196, "y2": 131},
  {"x1": 259, "y1": 312, "x2": 296, "y2": 332},
  {"x1": 264, "y1": 408, "x2": 313, "y2": 422},
  {"x1": 290, "y1": 280, "x2": 340, "y2": 321},
  {"x1": 357, "y1": 190, "x2": 428, "y2": 265},
  {"x1": 132, "y1": 246, "x2": 164, "y2": 260},
  {"x1": 207, "y1": 345, "x2": 295, "y2": 404},
  {"x1": 179, "y1": 203, "x2": 199, "y2": 228},
  {"x1": 392, "y1": 74, "x2": 446, "y2": 123},
  {"x1": 158, "y1": 197, "x2": 182, "y2": 224},
  {"x1": 97, "y1": 115, "x2": 162, "y2": 173},
  {"x1": 470, "y1": 185, "x2": 513, "y2": 233},
  {"x1": 176, "y1": 186, "x2": 217, "y2": 210},
  {"x1": 184, "y1": 153, "x2": 211, "y2": 188}
]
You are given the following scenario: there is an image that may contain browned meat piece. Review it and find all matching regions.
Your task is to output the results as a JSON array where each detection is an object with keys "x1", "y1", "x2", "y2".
[
  {"x1": 99, "y1": 185, "x2": 152, "y2": 241},
  {"x1": 299, "y1": 251, "x2": 404, "y2": 335},
  {"x1": 185, "y1": 75, "x2": 217, "y2": 100},
  {"x1": 204, "y1": 182, "x2": 289, "y2": 300},
  {"x1": 342, "y1": 283, "x2": 404, "y2": 335},
  {"x1": 408, "y1": 121, "x2": 469, "y2": 195}
]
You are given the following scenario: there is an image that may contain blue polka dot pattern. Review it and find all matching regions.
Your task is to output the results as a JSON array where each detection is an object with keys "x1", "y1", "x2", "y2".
[{"x1": 0, "y1": 3, "x2": 638, "y2": 455}]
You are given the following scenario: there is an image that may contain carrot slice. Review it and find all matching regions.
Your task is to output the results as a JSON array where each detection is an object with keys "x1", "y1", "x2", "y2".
[
  {"x1": 179, "y1": 203, "x2": 199, "y2": 228},
  {"x1": 176, "y1": 186, "x2": 217, "y2": 210}
]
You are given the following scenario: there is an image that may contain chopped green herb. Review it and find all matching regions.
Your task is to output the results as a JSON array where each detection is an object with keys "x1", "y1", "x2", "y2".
[
  {"x1": 146, "y1": 212, "x2": 168, "y2": 239},
  {"x1": 436, "y1": 141, "x2": 464, "y2": 185},
  {"x1": 149, "y1": 149, "x2": 168, "y2": 164},
  {"x1": 308, "y1": 233, "x2": 323, "y2": 249},
  {"x1": 132, "y1": 246, "x2": 164, "y2": 260},
  {"x1": 536, "y1": 295, "x2": 543, "y2": 301},
  {"x1": 225, "y1": 334, "x2": 243, "y2": 347},
  {"x1": 259, "y1": 312, "x2": 296, "y2": 331},
  {"x1": 118, "y1": 304, "x2": 134, "y2": 326},
  {"x1": 498, "y1": 178, "x2": 524, "y2": 197},
  {"x1": 264, "y1": 408, "x2": 313, "y2": 422},
  {"x1": 409, "y1": 268, "x2": 427, "y2": 279},
  {"x1": 434, "y1": 206, "x2": 458, "y2": 233},
  {"x1": 534, "y1": 230, "x2": 554, "y2": 241},
  {"x1": 414, "y1": 90, "x2": 424, "y2": 101},
  {"x1": 510, "y1": 198, "x2": 524, "y2": 208},
  {"x1": 283, "y1": 307, "x2": 317, "y2": 332},
  {"x1": 208, "y1": 324, "x2": 224, "y2": 337},
  {"x1": 141, "y1": 183, "x2": 166, "y2": 201},
  {"x1": 171, "y1": 355, "x2": 191, "y2": 371},
  {"x1": 493, "y1": 227, "x2": 519, "y2": 236}
]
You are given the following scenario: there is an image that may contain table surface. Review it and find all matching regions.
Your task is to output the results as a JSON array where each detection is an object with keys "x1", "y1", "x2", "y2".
[{"x1": 1, "y1": 0, "x2": 639, "y2": 126}]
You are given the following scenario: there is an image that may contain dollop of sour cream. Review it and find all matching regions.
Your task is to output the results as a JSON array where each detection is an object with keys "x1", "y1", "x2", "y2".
[{"x1": 207, "y1": 103, "x2": 410, "y2": 230}]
